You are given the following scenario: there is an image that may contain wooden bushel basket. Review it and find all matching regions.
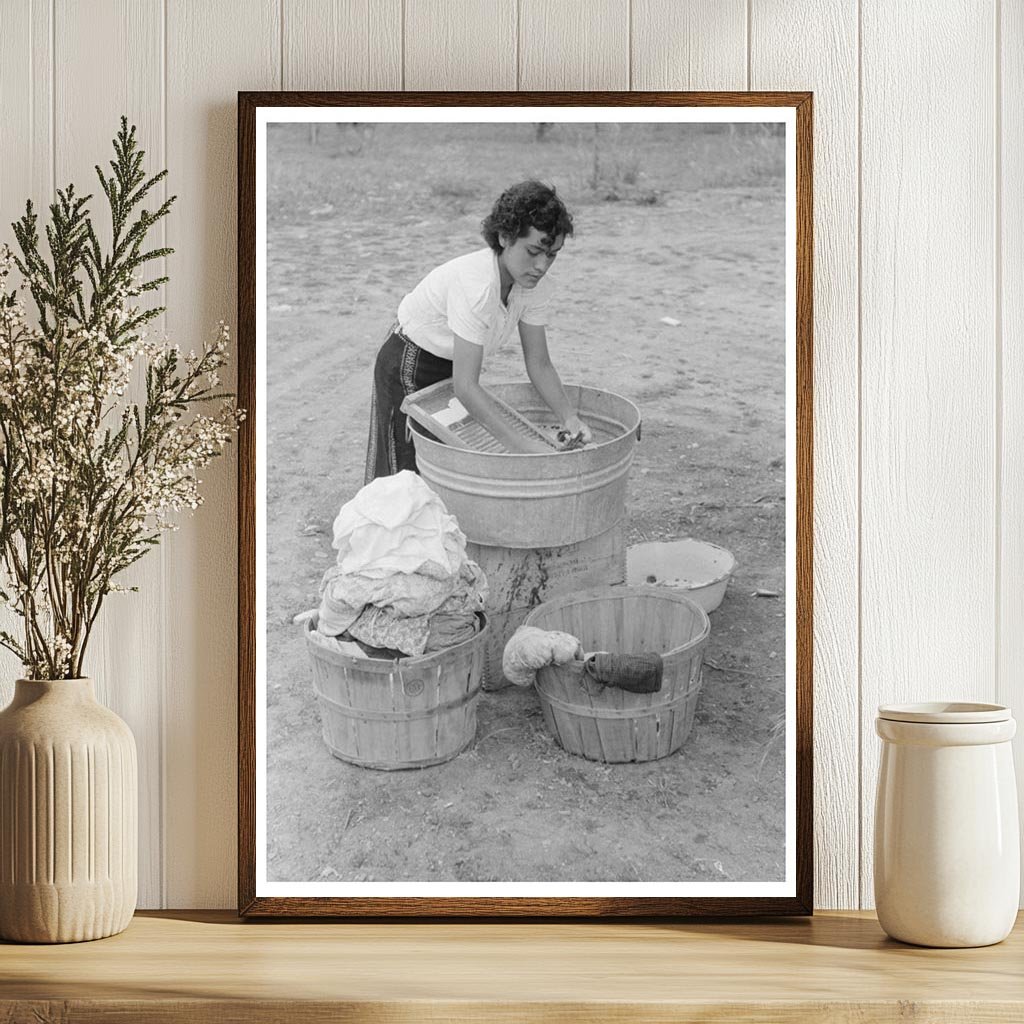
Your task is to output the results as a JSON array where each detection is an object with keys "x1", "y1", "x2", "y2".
[
  {"x1": 304, "y1": 614, "x2": 488, "y2": 770},
  {"x1": 523, "y1": 586, "x2": 710, "y2": 763}
]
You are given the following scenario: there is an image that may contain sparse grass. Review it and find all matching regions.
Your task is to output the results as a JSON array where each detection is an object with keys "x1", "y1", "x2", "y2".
[
  {"x1": 267, "y1": 121, "x2": 786, "y2": 226},
  {"x1": 428, "y1": 176, "x2": 482, "y2": 216},
  {"x1": 429, "y1": 177, "x2": 480, "y2": 200},
  {"x1": 759, "y1": 709, "x2": 786, "y2": 774},
  {"x1": 575, "y1": 126, "x2": 664, "y2": 205}
]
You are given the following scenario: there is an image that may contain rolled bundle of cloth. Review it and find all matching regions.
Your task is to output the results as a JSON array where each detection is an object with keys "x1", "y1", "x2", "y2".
[
  {"x1": 502, "y1": 626, "x2": 665, "y2": 693},
  {"x1": 312, "y1": 472, "x2": 487, "y2": 657},
  {"x1": 583, "y1": 652, "x2": 664, "y2": 694},
  {"x1": 502, "y1": 625, "x2": 582, "y2": 687}
]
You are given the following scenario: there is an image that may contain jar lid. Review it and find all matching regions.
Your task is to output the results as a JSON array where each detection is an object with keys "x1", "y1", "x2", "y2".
[{"x1": 877, "y1": 701, "x2": 1011, "y2": 724}]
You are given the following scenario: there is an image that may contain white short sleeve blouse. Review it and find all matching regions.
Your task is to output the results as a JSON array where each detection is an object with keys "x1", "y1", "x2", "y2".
[{"x1": 396, "y1": 247, "x2": 552, "y2": 361}]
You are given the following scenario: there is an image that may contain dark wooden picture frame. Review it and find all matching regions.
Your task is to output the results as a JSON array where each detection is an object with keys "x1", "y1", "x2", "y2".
[{"x1": 238, "y1": 91, "x2": 813, "y2": 918}]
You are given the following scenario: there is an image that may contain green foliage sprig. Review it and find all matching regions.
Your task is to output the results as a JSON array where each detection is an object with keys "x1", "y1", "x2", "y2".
[{"x1": 0, "y1": 117, "x2": 242, "y2": 679}]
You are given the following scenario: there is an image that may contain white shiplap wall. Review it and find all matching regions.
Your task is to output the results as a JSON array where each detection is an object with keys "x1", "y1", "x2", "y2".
[{"x1": 0, "y1": 0, "x2": 1018, "y2": 911}]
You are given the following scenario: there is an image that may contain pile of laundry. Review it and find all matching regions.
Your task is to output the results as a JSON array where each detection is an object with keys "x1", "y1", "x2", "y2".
[
  {"x1": 502, "y1": 625, "x2": 664, "y2": 693},
  {"x1": 310, "y1": 471, "x2": 487, "y2": 659}
]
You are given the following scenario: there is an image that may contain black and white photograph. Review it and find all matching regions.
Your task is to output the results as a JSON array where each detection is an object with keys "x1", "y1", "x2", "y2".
[{"x1": 242, "y1": 98, "x2": 810, "y2": 913}]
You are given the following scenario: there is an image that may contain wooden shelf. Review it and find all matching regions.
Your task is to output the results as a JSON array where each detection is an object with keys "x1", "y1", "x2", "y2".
[{"x1": 2, "y1": 910, "x2": 1023, "y2": 1022}]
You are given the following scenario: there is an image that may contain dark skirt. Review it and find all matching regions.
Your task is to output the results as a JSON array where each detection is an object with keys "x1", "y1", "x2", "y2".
[{"x1": 364, "y1": 326, "x2": 453, "y2": 484}]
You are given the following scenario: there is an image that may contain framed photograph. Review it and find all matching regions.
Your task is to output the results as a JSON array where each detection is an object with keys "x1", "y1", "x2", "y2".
[{"x1": 238, "y1": 91, "x2": 812, "y2": 917}]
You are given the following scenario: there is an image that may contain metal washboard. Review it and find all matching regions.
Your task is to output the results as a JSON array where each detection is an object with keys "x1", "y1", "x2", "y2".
[{"x1": 400, "y1": 379, "x2": 559, "y2": 453}]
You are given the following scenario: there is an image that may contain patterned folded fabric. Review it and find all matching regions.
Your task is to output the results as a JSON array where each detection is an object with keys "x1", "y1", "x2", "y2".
[
  {"x1": 425, "y1": 612, "x2": 480, "y2": 652},
  {"x1": 347, "y1": 605, "x2": 432, "y2": 657},
  {"x1": 316, "y1": 563, "x2": 461, "y2": 636}
]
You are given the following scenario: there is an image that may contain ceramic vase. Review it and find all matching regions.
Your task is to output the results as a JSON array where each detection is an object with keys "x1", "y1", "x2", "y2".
[
  {"x1": 0, "y1": 678, "x2": 137, "y2": 943},
  {"x1": 874, "y1": 702, "x2": 1019, "y2": 948}
]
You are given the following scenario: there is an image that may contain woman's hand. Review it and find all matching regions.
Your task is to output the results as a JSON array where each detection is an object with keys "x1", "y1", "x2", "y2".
[{"x1": 561, "y1": 414, "x2": 593, "y2": 445}]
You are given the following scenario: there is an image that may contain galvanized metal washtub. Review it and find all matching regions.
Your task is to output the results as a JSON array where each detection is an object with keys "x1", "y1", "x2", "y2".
[{"x1": 409, "y1": 383, "x2": 641, "y2": 549}]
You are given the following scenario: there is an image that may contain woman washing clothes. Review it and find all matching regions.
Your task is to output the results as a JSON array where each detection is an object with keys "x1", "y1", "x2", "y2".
[{"x1": 364, "y1": 179, "x2": 592, "y2": 483}]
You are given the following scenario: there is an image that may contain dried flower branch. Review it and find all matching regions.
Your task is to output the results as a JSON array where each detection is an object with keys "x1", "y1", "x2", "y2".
[{"x1": 0, "y1": 117, "x2": 242, "y2": 680}]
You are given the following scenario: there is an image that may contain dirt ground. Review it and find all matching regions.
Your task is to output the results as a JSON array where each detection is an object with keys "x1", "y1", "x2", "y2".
[{"x1": 265, "y1": 122, "x2": 788, "y2": 884}]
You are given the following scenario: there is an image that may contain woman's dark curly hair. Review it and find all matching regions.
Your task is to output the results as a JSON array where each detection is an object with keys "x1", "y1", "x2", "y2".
[{"x1": 481, "y1": 180, "x2": 574, "y2": 253}]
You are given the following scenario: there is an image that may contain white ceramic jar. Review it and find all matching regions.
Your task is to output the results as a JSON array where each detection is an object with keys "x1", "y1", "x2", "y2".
[{"x1": 874, "y1": 702, "x2": 1019, "y2": 947}]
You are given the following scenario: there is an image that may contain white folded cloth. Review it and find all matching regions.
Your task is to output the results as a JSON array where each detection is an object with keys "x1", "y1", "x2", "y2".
[{"x1": 331, "y1": 470, "x2": 466, "y2": 579}]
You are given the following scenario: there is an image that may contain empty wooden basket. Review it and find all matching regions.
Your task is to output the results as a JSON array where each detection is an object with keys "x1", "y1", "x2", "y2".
[
  {"x1": 523, "y1": 586, "x2": 710, "y2": 763},
  {"x1": 305, "y1": 614, "x2": 488, "y2": 770}
]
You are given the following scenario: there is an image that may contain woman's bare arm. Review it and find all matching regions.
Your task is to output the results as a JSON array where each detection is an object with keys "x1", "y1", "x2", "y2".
[
  {"x1": 519, "y1": 323, "x2": 592, "y2": 442},
  {"x1": 452, "y1": 335, "x2": 550, "y2": 453}
]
